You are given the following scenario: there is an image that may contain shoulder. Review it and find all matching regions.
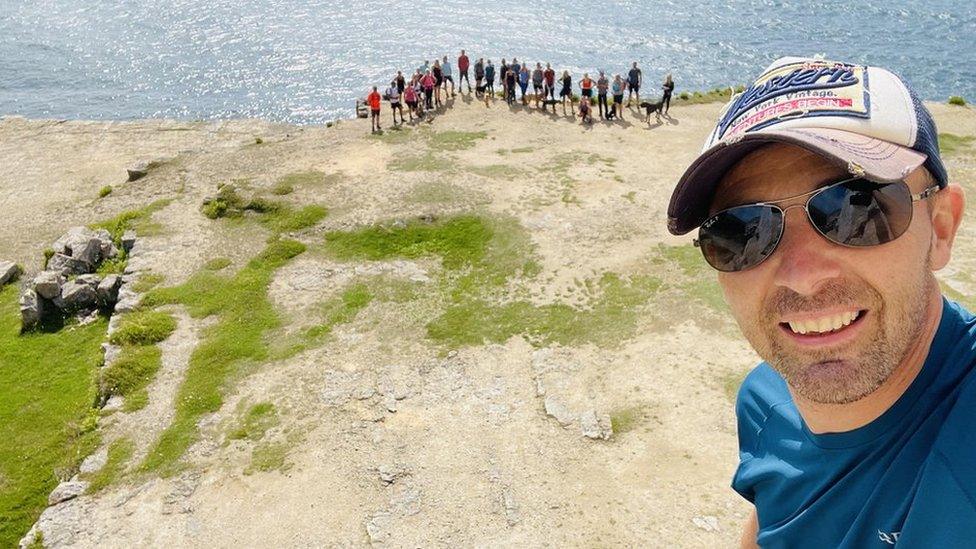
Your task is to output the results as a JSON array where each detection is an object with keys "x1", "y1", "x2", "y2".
[{"x1": 735, "y1": 363, "x2": 792, "y2": 436}]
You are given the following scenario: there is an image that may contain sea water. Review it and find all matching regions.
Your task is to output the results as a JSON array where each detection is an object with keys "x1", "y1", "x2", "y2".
[{"x1": 1, "y1": 0, "x2": 973, "y2": 124}]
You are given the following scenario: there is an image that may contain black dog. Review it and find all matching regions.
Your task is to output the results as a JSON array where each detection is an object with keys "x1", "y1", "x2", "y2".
[
  {"x1": 640, "y1": 100, "x2": 664, "y2": 123},
  {"x1": 541, "y1": 98, "x2": 561, "y2": 113}
]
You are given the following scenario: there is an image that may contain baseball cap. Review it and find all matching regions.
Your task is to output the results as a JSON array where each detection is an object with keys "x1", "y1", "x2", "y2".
[{"x1": 667, "y1": 56, "x2": 948, "y2": 235}]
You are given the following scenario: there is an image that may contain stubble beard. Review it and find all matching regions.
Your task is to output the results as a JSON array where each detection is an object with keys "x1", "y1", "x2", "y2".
[{"x1": 746, "y1": 270, "x2": 935, "y2": 405}]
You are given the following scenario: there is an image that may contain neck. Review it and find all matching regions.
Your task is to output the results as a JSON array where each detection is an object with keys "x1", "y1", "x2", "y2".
[{"x1": 792, "y1": 290, "x2": 944, "y2": 434}]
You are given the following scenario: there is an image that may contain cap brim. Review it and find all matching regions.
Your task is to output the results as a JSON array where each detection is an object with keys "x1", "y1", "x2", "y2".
[{"x1": 667, "y1": 128, "x2": 928, "y2": 235}]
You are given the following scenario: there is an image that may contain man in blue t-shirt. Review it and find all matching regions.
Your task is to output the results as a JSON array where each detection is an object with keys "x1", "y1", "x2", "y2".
[{"x1": 666, "y1": 56, "x2": 973, "y2": 547}]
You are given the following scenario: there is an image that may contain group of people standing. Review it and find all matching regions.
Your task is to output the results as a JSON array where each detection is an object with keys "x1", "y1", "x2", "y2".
[{"x1": 364, "y1": 50, "x2": 675, "y2": 132}]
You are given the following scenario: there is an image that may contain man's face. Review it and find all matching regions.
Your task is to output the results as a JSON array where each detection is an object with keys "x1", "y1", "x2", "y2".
[{"x1": 712, "y1": 143, "x2": 940, "y2": 404}]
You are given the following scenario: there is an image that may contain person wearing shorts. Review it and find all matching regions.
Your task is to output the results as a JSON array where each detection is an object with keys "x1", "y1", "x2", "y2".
[
  {"x1": 543, "y1": 63, "x2": 556, "y2": 100},
  {"x1": 611, "y1": 74, "x2": 625, "y2": 119},
  {"x1": 366, "y1": 86, "x2": 382, "y2": 132},
  {"x1": 385, "y1": 81, "x2": 404, "y2": 125},
  {"x1": 579, "y1": 73, "x2": 594, "y2": 111},
  {"x1": 627, "y1": 61, "x2": 642, "y2": 106},
  {"x1": 532, "y1": 63, "x2": 544, "y2": 107},
  {"x1": 403, "y1": 83, "x2": 418, "y2": 121},
  {"x1": 457, "y1": 50, "x2": 471, "y2": 93},
  {"x1": 441, "y1": 55, "x2": 454, "y2": 97}
]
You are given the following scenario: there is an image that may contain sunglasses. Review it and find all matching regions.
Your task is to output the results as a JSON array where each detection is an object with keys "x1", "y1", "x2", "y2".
[{"x1": 694, "y1": 177, "x2": 941, "y2": 272}]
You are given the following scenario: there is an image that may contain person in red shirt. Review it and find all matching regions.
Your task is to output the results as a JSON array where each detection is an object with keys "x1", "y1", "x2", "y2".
[
  {"x1": 458, "y1": 50, "x2": 471, "y2": 94},
  {"x1": 543, "y1": 62, "x2": 556, "y2": 101},
  {"x1": 366, "y1": 86, "x2": 382, "y2": 132}
]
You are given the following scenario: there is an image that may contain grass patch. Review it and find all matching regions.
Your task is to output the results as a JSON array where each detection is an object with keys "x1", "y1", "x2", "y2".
[
  {"x1": 201, "y1": 184, "x2": 327, "y2": 232},
  {"x1": 244, "y1": 441, "x2": 291, "y2": 475},
  {"x1": 468, "y1": 164, "x2": 525, "y2": 179},
  {"x1": 428, "y1": 130, "x2": 487, "y2": 151},
  {"x1": 273, "y1": 282, "x2": 375, "y2": 358},
  {"x1": 324, "y1": 216, "x2": 492, "y2": 270},
  {"x1": 323, "y1": 214, "x2": 661, "y2": 348},
  {"x1": 101, "y1": 344, "x2": 163, "y2": 397},
  {"x1": 948, "y1": 96, "x2": 967, "y2": 106},
  {"x1": 228, "y1": 402, "x2": 278, "y2": 442},
  {"x1": 0, "y1": 285, "x2": 106, "y2": 547},
  {"x1": 609, "y1": 406, "x2": 644, "y2": 434},
  {"x1": 259, "y1": 204, "x2": 328, "y2": 233},
  {"x1": 939, "y1": 133, "x2": 976, "y2": 156},
  {"x1": 404, "y1": 181, "x2": 463, "y2": 204},
  {"x1": 650, "y1": 244, "x2": 728, "y2": 312},
  {"x1": 675, "y1": 86, "x2": 745, "y2": 105},
  {"x1": 622, "y1": 191, "x2": 636, "y2": 203},
  {"x1": 98, "y1": 186, "x2": 112, "y2": 199},
  {"x1": 388, "y1": 152, "x2": 452, "y2": 172},
  {"x1": 427, "y1": 272, "x2": 661, "y2": 347},
  {"x1": 83, "y1": 437, "x2": 134, "y2": 494},
  {"x1": 90, "y1": 199, "x2": 171, "y2": 243},
  {"x1": 139, "y1": 238, "x2": 306, "y2": 475},
  {"x1": 108, "y1": 310, "x2": 177, "y2": 346},
  {"x1": 122, "y1": 388, "x2": 149, "y2": 412},
  {"x1": 203, "y1": 257, "x2": 232, "y2": 271},
  {"x1": 276, "y1": 170, "x2": 328, "y2": 190},
  {"x1": 131, "y1": 273, "x2": 165, "y2": 293}
]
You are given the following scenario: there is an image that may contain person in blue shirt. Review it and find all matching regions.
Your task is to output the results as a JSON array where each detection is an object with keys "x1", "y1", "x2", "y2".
[{"x1": 666, "y1": 56, "x2": 973, "y2": 547}]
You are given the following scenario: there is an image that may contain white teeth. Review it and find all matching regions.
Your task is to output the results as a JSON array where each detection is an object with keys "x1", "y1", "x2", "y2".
[{"x1": 787, "y1": 311, "x2": 860, "y2": 335}]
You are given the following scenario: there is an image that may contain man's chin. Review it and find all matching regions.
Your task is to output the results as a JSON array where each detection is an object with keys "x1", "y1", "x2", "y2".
[{"x1": 786, "y1": 359, "x2": 887, "y2": 405}]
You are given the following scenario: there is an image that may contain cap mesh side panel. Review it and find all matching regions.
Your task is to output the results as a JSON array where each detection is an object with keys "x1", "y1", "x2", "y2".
[{"x1": 907, "y1": 83, "x2": 949, "y2": 186}]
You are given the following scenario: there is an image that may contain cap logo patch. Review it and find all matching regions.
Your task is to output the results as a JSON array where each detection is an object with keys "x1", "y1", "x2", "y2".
[{"x1": 715, "y1": 60, "x2": 871, "y2": 142}]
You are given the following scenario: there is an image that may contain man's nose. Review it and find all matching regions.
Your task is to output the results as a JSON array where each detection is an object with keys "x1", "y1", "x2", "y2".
[{"x1": 770, "y1": 208, "x2": 843, "y2": 296}]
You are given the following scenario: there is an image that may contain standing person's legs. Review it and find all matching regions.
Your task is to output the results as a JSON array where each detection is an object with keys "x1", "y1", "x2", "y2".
[
  {"x1": 425, "y1": 88, "x2": 433, "y2": 109},
  {"x1": 598, "y1": 93, "x2": 607, "y2": 118},
  {"x1": 663, "y1": 93, "x2": 671, "y2": 113}
]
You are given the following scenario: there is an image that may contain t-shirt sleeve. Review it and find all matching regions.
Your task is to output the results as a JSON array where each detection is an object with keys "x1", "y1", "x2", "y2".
[{"x1": 732, "y1": 363, "x2": 788, "y2": 503}]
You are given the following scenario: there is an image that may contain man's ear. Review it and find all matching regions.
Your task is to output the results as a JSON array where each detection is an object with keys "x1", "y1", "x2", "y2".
[{"x1": 929, "y1": 183, "x2": 966, "y2": 271}]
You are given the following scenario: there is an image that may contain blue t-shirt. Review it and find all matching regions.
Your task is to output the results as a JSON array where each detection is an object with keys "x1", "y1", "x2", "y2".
[{"x1": 733, "y1": 298, "x2": 976, "y2": 548}]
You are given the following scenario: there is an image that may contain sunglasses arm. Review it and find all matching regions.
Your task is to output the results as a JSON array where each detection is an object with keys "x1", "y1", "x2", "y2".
[{"x1": 912, "y1": 184, "x2": 941, "y2": 202}]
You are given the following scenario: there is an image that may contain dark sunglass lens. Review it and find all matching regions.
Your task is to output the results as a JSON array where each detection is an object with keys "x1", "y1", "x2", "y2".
[
  {"x1": 808, "y1": 179, "x2": 913, "y2": 247},
  {"x1": 699, "y1": 205, "x2": 784, "y2": 272}
]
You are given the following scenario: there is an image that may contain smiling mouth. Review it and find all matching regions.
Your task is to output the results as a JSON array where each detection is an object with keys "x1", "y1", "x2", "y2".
[{"x1": 780, "y1": 310, "x2": 866, "y2": 336}]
